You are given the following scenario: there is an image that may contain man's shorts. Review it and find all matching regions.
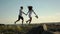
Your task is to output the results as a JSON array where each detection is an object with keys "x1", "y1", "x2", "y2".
[{"x1": 18, "y1": 15, "x2": 23, "y2": 20}]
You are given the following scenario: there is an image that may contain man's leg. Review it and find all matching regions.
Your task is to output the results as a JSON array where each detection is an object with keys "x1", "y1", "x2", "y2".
[
  {"x1": 14, "y1": 16, "x2": 20, "y2": 24},
  {"x1": 21, "y1": 17, "x2": 24, "y2": 25},
  {"x1": 14, "y1": 19, "x2": 20, "y2": 24}
]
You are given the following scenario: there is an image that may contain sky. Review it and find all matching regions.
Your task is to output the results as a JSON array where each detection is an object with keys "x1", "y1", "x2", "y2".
[{"x1": 0, "y1": 0, "x2": 60, "y2": 24}]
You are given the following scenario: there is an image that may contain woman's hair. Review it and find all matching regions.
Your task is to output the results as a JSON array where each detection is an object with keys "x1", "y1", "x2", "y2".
[{"x1": 28, "y1": 6, "x2": 33, "y2": 10}]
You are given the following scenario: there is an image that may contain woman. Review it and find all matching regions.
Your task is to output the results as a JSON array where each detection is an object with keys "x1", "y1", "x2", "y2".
[{"x1": 26, "y1": 6, "x2": 38, "y2": 24}]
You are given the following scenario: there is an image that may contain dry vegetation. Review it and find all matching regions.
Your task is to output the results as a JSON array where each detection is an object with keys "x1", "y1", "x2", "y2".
[{"x1": 0, "y1": 23, "x2": 60, "y2": 34}]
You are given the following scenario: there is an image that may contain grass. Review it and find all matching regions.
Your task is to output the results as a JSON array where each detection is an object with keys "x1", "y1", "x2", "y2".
[{"x1": 0, "y1": 23, "x2": 60, "y2": 34}]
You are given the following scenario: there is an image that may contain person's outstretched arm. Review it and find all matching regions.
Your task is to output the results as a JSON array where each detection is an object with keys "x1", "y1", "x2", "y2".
[
  {"x1": 26, "y1": 11, "x2": 29, "y2": 15},
  {"x1": 33, "y1": 10, "x2": 37, "y2": 16},
  {"x1": 33, "y1": 10, "x2": 38, "y2": 18},
  {"x1": 22, "y1": 12, "x2": 26, "y2": 15}
]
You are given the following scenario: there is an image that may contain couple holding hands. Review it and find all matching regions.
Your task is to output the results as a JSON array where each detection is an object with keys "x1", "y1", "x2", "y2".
[{"x1": 14, "y1": 6, "x2": 38, "y2": 25}]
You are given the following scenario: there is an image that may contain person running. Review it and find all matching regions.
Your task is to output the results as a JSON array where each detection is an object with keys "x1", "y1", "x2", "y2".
[
  {"x1": 14, "y1": 6, "x2": 26, "y2": 25},
  {"x1": 26, "y1": 6, "x2": 38, "y2": 24}
]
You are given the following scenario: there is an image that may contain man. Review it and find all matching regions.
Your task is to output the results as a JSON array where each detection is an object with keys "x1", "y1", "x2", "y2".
[{"x1": 14, "y1": 6, "x2": 26, "y2": 25}]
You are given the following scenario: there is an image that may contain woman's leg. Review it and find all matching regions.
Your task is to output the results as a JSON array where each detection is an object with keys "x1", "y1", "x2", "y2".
[
  {"x1": 29, "y1": 17, "x2": 32, "y2": 24},
  {"x1": 26, "y1": 17, "x2": 32, "y2": 24}
]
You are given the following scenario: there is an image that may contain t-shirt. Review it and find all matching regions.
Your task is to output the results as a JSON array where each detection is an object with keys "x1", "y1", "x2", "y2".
[
  {"x1": 27, "y1": 10, "x2": 36, "y2": 17},
  {"x1": 19, "y1": 9, "x2": 23, "y2": 16}
]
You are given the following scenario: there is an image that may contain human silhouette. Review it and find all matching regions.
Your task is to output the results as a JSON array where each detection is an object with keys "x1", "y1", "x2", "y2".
[
  {"x1": 14, "y1": 6, "x2": 26, "y2": 25},
  {"x1": 26, "y1": 6, "x2": 38, "y2": 24}
]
